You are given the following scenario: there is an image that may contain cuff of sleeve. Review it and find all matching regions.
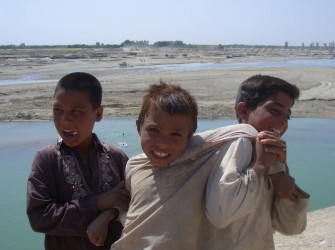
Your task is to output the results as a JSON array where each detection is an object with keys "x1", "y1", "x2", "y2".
[
  {"x1": 246, "y1": 168, "x2": 259, "y2": 192},
  {"x1": 267, "y1": 159, "x2": 286, "y2": 175}
]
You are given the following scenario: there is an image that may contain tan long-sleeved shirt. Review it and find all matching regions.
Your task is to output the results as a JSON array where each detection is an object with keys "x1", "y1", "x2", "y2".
[{"x1": 112, "y1": 124, "x2": 309, "y2": 250}]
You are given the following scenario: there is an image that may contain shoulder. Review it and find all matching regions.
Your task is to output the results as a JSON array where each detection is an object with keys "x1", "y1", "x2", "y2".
[
  {"x1": 101, "y1": 143, "x2": 129, "y2": 176},
  {"x1": 93, "y1": 133, "x2": 128, "y2": 160},
  {"x1": 30, "y1": 144, "x2": 59, "y2": 177},
  {"x1": 128, "y1": 153, "x2": 149, "y2": 165},
  {"x1": 33, "y1": 144, "x2": 58, "y2": 161},
  {"x1": 103, "y1": 143, "x2": 128, "y2": 158},
  {"x1": 190, "y1": 123, "x2": 257, "y2": 146},
  {"x1": 125, "y1": 153, "x2": 149, "y2": 174}
]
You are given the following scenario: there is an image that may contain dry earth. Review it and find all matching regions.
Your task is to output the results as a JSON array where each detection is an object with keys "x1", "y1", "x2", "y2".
[
  {"x1": 274, "y1": 206, "x2": 335, "y2": 249},
  {"x1": 1, "y1": 46, "x2": 335, "y2": 121}
]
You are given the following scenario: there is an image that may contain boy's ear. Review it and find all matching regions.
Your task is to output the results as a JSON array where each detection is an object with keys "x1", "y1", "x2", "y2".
[
  {"x1": 96, "y1": 106, "x2": 104, "y2": 122},
  {"x1": 236, "y1": 102, "x2": 248, "y2": 122},
  {"x1": 136, "y1": 119, "x2": 141, "y2": 135}
]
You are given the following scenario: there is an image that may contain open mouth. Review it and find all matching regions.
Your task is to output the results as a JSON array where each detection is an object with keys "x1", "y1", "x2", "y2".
[
  {"x1": 152, "y1": 151, "x2": 170, "y2": 159},
  {"x1": 63, "y1": 130, "x2": 78, "y2": 137}
]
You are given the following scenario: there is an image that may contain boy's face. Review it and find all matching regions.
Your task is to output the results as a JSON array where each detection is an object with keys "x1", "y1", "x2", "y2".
[
  {"x1": 238, "y1": 91, "x2": 293, "y2": 135},
  {"x1": 138, "y1": 106, "x2": 190, "y2": 167},
  {"x1": 53, "y1": 89, "x2": 103, "y2": 154}
]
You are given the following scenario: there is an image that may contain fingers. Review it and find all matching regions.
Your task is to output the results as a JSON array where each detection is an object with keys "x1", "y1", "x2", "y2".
[
  {"x1": 252, "y1": 138, "x2": 278, "y2": 176},
  {"x1": 87, "y1": 232, "x2": 105, "y2": 246},
  {"x1": 97, "y1": 182, "x2": 130, "y2": 211},
  {"x1": 258, "y1": 130, "x2": 281, "y2": 139},
  {"x1": 114, "y1": 181, "x2": 125, "y2": 189},
  {"x1": 258, "y1": 131, "x2": 287, "y2": 163},
  {"x1": 258, "y1": 131, "x2": 286, "y2": 148},
  {"x1": 87, "y1": 233, "x2": 95, "y2": 245},
  {"x1": 95, "y1": 236, "x2": 105, "y2": 246},
  {"x1": 259, "y1": 137, "x2": 286, "y2": 148}
]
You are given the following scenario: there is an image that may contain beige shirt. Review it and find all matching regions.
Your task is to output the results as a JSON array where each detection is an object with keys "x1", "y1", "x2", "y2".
[{"x1": 111, "y1": 124, "x2": 309, "y2": 250}]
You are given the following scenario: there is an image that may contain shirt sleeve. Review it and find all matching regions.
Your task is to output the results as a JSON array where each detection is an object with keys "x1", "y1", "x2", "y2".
[
  {"x1": 205, "y1": 137, "x2": 263, "y2": 228},
  {"x1": 26, "y1": 148, "x2": 99, "y2": 236},
  {"x1": 271, "y1": 186, "x2": 310, "y2": 235}
]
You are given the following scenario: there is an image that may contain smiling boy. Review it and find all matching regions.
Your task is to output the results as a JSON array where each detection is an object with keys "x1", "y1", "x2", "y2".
[{"x1": 111, "y1": 81, "x2": 259, "y2": 250}]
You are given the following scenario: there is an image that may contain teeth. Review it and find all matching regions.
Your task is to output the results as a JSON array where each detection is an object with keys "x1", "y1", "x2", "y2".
[
  {"x1": 153, "y1": 151, "x2": 169, "y2": 158},
  {"x1": 63, "y1": 130, "x2": 77, "y2": 136}
]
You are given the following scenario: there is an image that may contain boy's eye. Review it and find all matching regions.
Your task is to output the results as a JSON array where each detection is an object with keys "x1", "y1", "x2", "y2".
[
  {"x1": 171, "y1": 132, "x2": 182, "y2": 137},
  {"x1": 147, "y1": 127, "x2": 159, "y2": 133},
  {"x1": 270, "y1": 108, "x2": 291, "y2": 120},
  {"x1": 53, "y1": 107, "x2": 61, "y2": 113},
  {"x1": 73, "y1": 109, "x2": 83, "y2": 114},
  {"x1": 269, "y1": 108, "x2": 279, "y2": 114}
]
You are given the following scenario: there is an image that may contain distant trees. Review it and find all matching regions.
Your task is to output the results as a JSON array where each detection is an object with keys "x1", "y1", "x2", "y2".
[
  {"x1": 120, "y1": 40, "x2": 149, "y2": 47},
  {"x1": 67, "y1": 43, "x2": 119, "y2": 48},
  {"x1": 0, "y1": 40, "x2": 334, "y2": 50},
  {"x1": 153, "y1": 40, "x2": 186, "y2": 47}
]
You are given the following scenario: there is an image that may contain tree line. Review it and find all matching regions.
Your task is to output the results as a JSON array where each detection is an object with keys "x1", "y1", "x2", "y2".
[{"x1": 0, "y1": 40, "x2": 334, "y2": 49}]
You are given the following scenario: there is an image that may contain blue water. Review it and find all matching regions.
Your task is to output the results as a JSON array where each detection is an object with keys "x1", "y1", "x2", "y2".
[
  {"x1": 1, "y1": 59, "x2": 334, "y2": 86},
  {"x1": 0, "y1": 118, "x2": 334, "y2": 250}
]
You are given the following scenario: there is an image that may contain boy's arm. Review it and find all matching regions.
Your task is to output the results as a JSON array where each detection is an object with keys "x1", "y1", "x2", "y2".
[
  {"x1": 271, "y1": 186, "x2": 310, "y2": 235},
  {"x1": 87, "y1": 208, "x2": 120, "y2": 246},
  {"x1": 26, "y1": 150, "x2": 98, "y2": 236},
  {"x1": 26, "y1": 150, "x2": 129, "y2": 236},
  {"x1": 271, "y1": 164, "x2": 310, "y2": 235},
  {"x1": 257, "y1": 132, "x2": 310, "y2": 234},
  {"x1": 205, "y1": 137, "x2": 265, "y2": 228}
]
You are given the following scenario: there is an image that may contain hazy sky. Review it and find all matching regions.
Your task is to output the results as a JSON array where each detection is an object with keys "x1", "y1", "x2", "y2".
[{"x1": 1, "y1": 0, "x2": 334, "y2": 46}]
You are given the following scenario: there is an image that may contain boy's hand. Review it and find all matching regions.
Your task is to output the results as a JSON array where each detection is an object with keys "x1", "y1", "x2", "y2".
[
  {"x1": 257, "y1": 130, "x2": 287, "y2": 163},
  {"x1": 96, "y1": 181, "x2": 130, "y2": 212},
  {"x1": 251, "y1": 137, "x2": 278, "y2": 178},
  {"x1": 87, "y1": 209, "x2": 117, "y2": 246}
]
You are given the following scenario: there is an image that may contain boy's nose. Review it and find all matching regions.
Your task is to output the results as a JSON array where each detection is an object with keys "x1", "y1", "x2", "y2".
[
  {"x1": 279, "y1": 113, "x2": 289, "y2": 126},
  {"x1": 155, "y1": 135, "x2": 168, "y2": 148},
  {"x1": 60, "y1": 112, "x2": 73, "y2": 122}
]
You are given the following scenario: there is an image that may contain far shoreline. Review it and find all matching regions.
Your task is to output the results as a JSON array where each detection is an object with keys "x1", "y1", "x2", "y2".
[{"x1": 1, "y1": 116, "x2": 335, "y2": 123}]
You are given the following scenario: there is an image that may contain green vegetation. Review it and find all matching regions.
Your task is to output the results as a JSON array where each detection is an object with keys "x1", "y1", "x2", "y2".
[{"x1": 0, "y1": 40, "x2": 334, "y2": 50}]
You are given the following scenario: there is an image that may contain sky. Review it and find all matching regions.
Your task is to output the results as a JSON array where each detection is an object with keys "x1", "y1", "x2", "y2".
[{"x1": 1, "y1": 0, "x2": 334, "y2": 46}]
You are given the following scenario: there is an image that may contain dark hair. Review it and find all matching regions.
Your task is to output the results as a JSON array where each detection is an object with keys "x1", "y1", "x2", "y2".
[
  {"x1": 137, "y1": 80, "x2": 198, "y2": 137},
  {"x1": 54, "y1": 72, "x2": 102, "y2": 109},
  {"x1": 235, "y1": 75, "x2": 300, "y2": 123}
]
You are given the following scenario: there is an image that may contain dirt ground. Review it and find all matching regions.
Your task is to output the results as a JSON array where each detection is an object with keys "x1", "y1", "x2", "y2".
[{"x1": 1, "y1": 46, "x2": 335, "y2": 121}]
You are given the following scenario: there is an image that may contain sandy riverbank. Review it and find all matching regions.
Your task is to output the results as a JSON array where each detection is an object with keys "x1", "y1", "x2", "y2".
[
  {"x1": 274, "y1": 206, "x2": 335, "y2": 249},
  {"x1": 0, "y1": 46, "x2": 335, "y2": 121}
]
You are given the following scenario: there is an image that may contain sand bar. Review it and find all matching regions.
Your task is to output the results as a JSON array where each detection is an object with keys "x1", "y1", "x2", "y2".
[{"x1": 0, "y1": 46, "x2": 334, "y2": 121}]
